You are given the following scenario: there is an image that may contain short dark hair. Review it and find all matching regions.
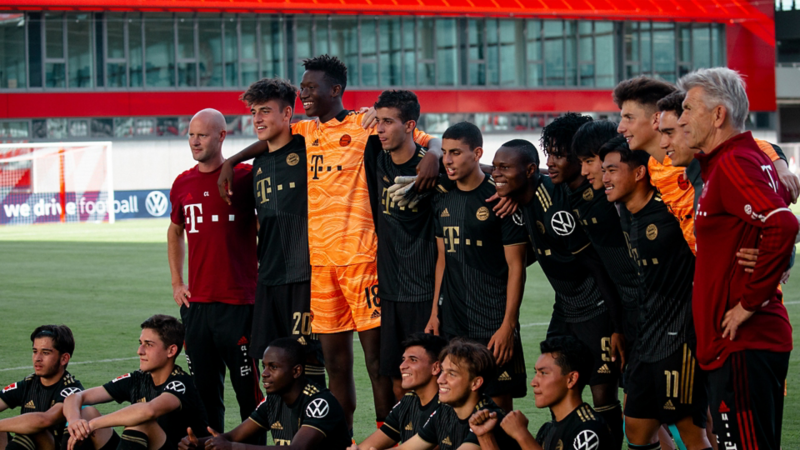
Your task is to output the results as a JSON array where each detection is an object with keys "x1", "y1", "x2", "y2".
[
  {"x1": 539, "y1": 336, "x2": 593, "y2": 391},
  {"x1": 500, "y1": 139, "x2": 540, "y2": 168},
  {"x1": 541, "y1": 113, "x2": 593, "y2": 160},
  {"x1": 571, "y1": 120, "x2": 620, "y2": 159},
  {"x1": 302, "y1": 54, "x2": 348, "y2": 93},
  {"x1": 442, "y1": 122, "x2": 483, "y2": 151},
  {"x1": 374, "y1": 90, "x2": 421, "y2": 124},
  {"x1": 613, "y1": 76, "x2": 677, "y2": 113},
  {"x1": 598, "y1": 136, "x2": 651, "y2": 169},
  {"x1": 240, "y1": 77, "x2": 297, "y2": 110},
  {"x1": 266, "y1": 337, "x2": 305, "y2": 370},
  {"x1": 141, "y1": 315, "x2": 184, "y2": 358},
  {"x1": 31, "y1": 325, "x2": 75, "y2": 360},
  {"x1": 439, "y1": 338, "x2": 496, "y2": 393},
  {"x1": 657, "y1": 90, "x2": 686, "y2": 118},
  {"x1": 401, "y1": 332, "x2": 448, "y2": 362}
]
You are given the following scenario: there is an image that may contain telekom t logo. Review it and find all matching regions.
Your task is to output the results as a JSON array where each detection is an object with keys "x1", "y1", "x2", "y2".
[{"x1": 184, "y1": 203, "x2": 203, "y2": 233}]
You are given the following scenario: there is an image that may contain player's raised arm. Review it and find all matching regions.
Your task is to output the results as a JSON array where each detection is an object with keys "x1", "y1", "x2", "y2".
[{"x1": 217, "y1": 140, "x2": 269, "y2": 204}]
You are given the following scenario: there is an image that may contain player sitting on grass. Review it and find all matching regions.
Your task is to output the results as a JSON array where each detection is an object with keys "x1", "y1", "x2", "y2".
[
  {"x1": 0, "y1": 325, "x2": 117, "y2": 450},
  {"x1": 179, "y1": 337, "x2": 350, "y2": 450},
  {"x1": 468, "y1": 336, "x2": 614, "y2": 450},
  {"x1": 64, "y1": 315, "x2": 208, "y2": 450},
  {"x1": 352, "y1": 333, "x2": 447, "y2": 449}
]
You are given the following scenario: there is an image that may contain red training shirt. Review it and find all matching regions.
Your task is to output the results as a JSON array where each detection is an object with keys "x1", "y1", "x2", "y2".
[
  {"x1": 170, "y1": 163, "x2": 257, "y2": 305},
  {"x1": 694, "y1": 131, "x2": 796, "y2": 370}
]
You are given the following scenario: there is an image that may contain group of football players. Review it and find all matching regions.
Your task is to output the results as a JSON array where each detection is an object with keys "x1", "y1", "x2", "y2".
[{"x1": 1, "y1": 55, "x2": 797, "y2": 450}]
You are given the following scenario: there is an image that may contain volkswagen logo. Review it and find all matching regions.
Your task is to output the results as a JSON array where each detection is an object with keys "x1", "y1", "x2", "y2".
[
  {"x1": 165, "y1": 381, "x2": 186, "y2": 394},
  {"x1": 306, "y1": 398, "x2": 330, "y2": 418},
  {"x1": 551, "y1": 211, "x2": 576, "y2": 236},
  {"x1": 145, "y1": 191, "x2": 169, "y2": 217}
]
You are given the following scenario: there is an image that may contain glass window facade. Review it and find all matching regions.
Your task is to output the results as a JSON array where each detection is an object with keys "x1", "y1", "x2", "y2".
[{"x1": 0, "y1": 12, "x2": 726, "y2": 91}]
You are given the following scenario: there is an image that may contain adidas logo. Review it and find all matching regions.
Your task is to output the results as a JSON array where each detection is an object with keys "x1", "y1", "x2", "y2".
[
  {"x1": 186, "y1": 193, "x2": 193, "y2": 201},
  {"x1": 441, "y1": 208, "x2": 450, "y2": 217},
  {"x1": 719, "y1": 401, "x2": 730, "y2": 413},
  {"x1": 664, "y1": 399, "x2": 675, "y2": 411},
  {"x1": 442, "y1": 437, "x2": 452, "y2": 445},
  {"x1": 498, "y1": 371, "x2": 512, "y2": 381},
  {"x1": 312, "y1": 139, "x2": 319, "y2": 146},
  {"x1": 237, "y1": 336, "x2": 249, "y2": 346},
  {"x1": 597, "y1": 364, "x2": 611, "y2": 374},
  {"x1": 297, "y1": 336, "x2": 307, "y2": 345},
  {"x1": 371, "y1": 310, "x2": 381, "y2": 319},
  {"x1": 405, "y1": 422, "x2": 413, "y2": 431},
  {"x1": 24, "y1": 400, "x2": 35, "y2": 409},
  {"x1": 271, "y1": 421, "x2": 283, "y2": 430},
  {"x1": 256, "y1": 167, "x2": 263, "y2": 176}
]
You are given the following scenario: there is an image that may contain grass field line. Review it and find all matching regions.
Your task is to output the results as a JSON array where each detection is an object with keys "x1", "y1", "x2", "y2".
[{"x1": 0, "y1": 357, "x2": 139, "y2": 373}]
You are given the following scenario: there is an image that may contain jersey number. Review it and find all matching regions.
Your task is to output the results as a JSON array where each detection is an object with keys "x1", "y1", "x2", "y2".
[
  {"x1": 292, "y1": 312, "x2": 312, "y2": 335},
  {"x1": 600, "y1": 337, "x2": 611, "y2": 362},
  {"x1": 364, "y1": 285, "x2": 380, "y2": 309},
  {"x1": 664, "y1": 370, "x2": 679, "y2": 398}
]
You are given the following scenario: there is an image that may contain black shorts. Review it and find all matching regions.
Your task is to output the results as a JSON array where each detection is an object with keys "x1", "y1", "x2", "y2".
[
  {"x1": 624, "y1": 343, "x2": 707, "y2": 428},
  {"x1": 547, "y1": 312, "x2": 620, "y2": 387},
  {"x1": 252, "y1": 280, "x2": 323, "y2": 365},
  {"x1": 707, "y1": 350, "x2": 789, "y2": 450},
  {"x1": 620, "y1": 305, "x2": 639, "y2": 391},
  {"x1": 444, "y1": 332, "x2": 527, "y2": 399},
  {"x1": 379, "y1": 299, "x2": 433, "y2": 378}
]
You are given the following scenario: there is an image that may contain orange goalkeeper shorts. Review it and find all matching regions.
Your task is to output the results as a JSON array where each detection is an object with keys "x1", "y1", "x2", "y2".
[{"x1": 310, "y1": 262, "x2": 381, "y2": 334}]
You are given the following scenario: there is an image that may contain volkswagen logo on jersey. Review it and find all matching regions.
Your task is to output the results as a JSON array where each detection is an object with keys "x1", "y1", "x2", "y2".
[
  {"x1": 165, "y1": 381, "x2": 186, "y2": 394},
  {"x1": 145, "y1": 191, "x2": 169, "y2": 217},
  {"x1": 551, "y1": 210, "x2": 576, "y2": 236},
  {"x1": 306, "y1": 398, "x2": 330, "y2": 418},
  {"x1": 512, "y1": 211, "x2": 525, "y2": 226},
  {"x1": 573, "y1": 429, "x2": 600, "y2": 450},
  {"x1": 61, "y1": 387, "x2": 82, "y2": 398}
]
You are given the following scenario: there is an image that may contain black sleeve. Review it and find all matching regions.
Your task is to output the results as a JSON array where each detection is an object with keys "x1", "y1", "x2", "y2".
[
  {"x1": 161, "y1": 375, "x2": 193, "y2": 408},
  {"x1": 433, "y1": 196, "x2": 444, "y2": 238},
  {"x1": 416, "y1": 410, "x2": 439, "y2": 444},
  {"x1": 102, "y1": 373, "x2": 134, "y2": 404},
  {"x1": 771, "y1": 143, "x2": 788, "y2": 163},
  {"x1": 501, "y1": 212, "x2": 529, "y2": 246},
  {"x1": 56, "y1": 380, "x2": 84, "y2": 404},
  {"x1": 300, "y1": 391, "x2": 346, "y2": 437},
  {"x1": 579, "y1": 246, "x2": 624, "y2": 334},
  {"x1": 364, "y1": 136, "x2": 382, "y2": 231},
  {"x1": 248, "y1": 397, "x2": 271, "y2": 429},
  {"x1": 570, "y1": 421, "x2": 615, "y2": 450},
  {"x1": 0, "y1": 379, "x2": 27, "y2": 408}
]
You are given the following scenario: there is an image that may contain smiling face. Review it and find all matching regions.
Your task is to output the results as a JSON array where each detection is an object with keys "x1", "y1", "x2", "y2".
[
  {"x1": 299, "y1": 70, "x2": 335, "y2": 119},
  {"x1": 251, "y1": 99, "x2": 292, "y2": 143},
  {"x1": 442, "y1": 138, "x2": 481, "y2": 182},
  {"x1": 260, "y1": 347, "x2": 299, "y2": 395},
  {"x1": 437, "y1": 356, "x2": 479, "y2": 407},
  {"x1": 659, "y1": 110, "x2": 696, "y2": 167},
  {"x1": 601, "y1": 151, "x2": 638, "y2": 204},
  {"x1": 399, "y1": 345, "x2": 440, "y2": 391},
  {"x1": 32, "y1": 337, "x2": 67, "y2": 379},
  {"x1": 492, "y1": 147, "x2": 534, "y2": 198},
  {"x1": 137, "y1": 328, "x2": 175, "y2": 373},
  {"x1": 531, "y1": 353, "x2": 573, "y2": 409},
  {"x1": 618, "y1": 100, "x2": 659, "y2": 152},
  {"x1": 578, "y1": 154, "x2": 604, "y2": 190},
  {"x1": 376, "y1": 107, "x2": 413, "y2": 153}
]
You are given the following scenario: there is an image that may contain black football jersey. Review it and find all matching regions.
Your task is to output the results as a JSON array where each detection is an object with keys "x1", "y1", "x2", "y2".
[
  {"x1": 417, "y1": 395, "x2": 521, "y2": 450},
  {"x1": 252, "y1": 134, "x2": 311, "y2": 286},
  {"x1": 619, "y1": 192, "x2": 695, "y2": 362},
  {"x1": 0, "y1": 371, "x2": 84, "y2": 439},
  {"x1": 102, "y1": 367, "x2": 208, "y2": 446},
  {"x1": 535, "y1": 403, "x2": 615, "y2": 450},
  {"x1": 381, "y1": 392, "x2": 440, "y2": 443},
  {"x1": 249, "y1": 380, "x2": 350, "y2": 448},
  {"x1": 374, "y1": 144, "x2": 438, "y2": 302},
  {"x1": 521, "y1": 174, "x2": 608, "y2": 322},
  {"x1": 432, "y1": 174, "x2": 528, "y2": 339}
]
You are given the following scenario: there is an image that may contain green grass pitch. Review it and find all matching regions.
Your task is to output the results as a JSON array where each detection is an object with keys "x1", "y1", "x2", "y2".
[{"x1": 1, "y1": 219, "x2": 798, "y2": 446}]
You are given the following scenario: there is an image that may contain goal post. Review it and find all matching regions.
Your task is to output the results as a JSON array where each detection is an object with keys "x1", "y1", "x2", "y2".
[{"x1": 0, "y1": 141, "x2": 115, "y2": 226}]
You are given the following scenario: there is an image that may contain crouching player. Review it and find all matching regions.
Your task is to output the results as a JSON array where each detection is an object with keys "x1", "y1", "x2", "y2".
[
  {"x1": 353, "y1": 333, "x2": 447, "y2": 449},
  {"x1": 468, "y1": 336, "x2": 614, "y2": 450},
  {"x1": 179, "y1": 337, "x2": 350, "y2": 450},
  {"x1": 0, "y1": 325, "x2": 116, "y2": 450},
  {"x1": 64, "y1": 315, "x2": 208, "y2": 450}
]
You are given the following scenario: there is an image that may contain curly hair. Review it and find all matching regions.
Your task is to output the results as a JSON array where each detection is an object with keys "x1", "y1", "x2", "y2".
[
  {"x1": 303, "y1": 54, "x2": 348, "y2": 92},
  {"x1": 540, "y1": 113, "x2": 593, "y2": 160},
  {"x1": 374, "y1": 90, "x2": 421, "y2": 123},
  {"x1": 240, "y1": 77, "x2": 297, "y2": 110}
]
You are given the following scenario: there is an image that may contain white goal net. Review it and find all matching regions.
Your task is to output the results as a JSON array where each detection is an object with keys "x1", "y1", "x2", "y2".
[{"x1": 0, "y1": 142, "x2": 114, "y2": 226}]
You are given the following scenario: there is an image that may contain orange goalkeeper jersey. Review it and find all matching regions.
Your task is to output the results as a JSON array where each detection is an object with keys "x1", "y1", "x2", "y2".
[
  {"x1": 292, "y1": 110, "x2": 432, "y2": 266},
  {"x1": 649, "y1": 139, "x2": 781, "y2": 255}
]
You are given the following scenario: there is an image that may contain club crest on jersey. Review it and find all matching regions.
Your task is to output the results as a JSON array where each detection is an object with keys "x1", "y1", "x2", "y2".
[
  {"x1": 551, "y1": 211, "x2": 576, "y2": 236},
  {"x1": 2, "y1": 383, "x2": 17, "y2": 393},
  {"x1": 677, "y1": 173, "x2": 690, "y2": 190},
  {"x1": 646, "y1": 224, "x2": 658, "y2": 240},
  {"x1": 339, "y1": 134, "x2": 352, "y2": 146},
  {"x1": 573, "y1": 429, "x2": 600, "y2": 450},
  {"x1": 583, "y1": 189, "x2": 593, "y2": 201},
  {"x1": 306, "y1": 398, "x2": 330, "y2": 418},
  {"x1": 165, "y1": 381, "x2": 186, "y2": 394},
  {"x1": 476, "y1": 206, "x2": 490, "y2": 221},
  {"x1": 61, "y1": 387, "x2": 82, "y2": 398},
  {"x1": 555, "y1": 440, "x2": 564, "y2": 450},
  {"x1": 112, "y1": 373, "x2": 131, "y2": 383},
  {"x1": 536, "y1": 221, "x2": 546, "y2": 234},
  {"x1": 286, "y1": 153, "x2": 300, "y2": 166}
]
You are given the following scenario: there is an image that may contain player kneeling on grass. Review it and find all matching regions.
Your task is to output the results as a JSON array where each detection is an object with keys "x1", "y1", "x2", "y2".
[
  {"x1": 0, "y1": 325, "x2": 117, "y2": 450},
  {"x1": 352, "y1": 333, "x2": 447, "y2": 449},
  {"x1": 63, "y1": 315, "x2": 208, "y2": 450},
  {"x1": 468, "y1": 336, "x2": 614, "y2": 450},
  {"x1": 179, "y1": 337, "x2": 350, "y2": 450}
]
